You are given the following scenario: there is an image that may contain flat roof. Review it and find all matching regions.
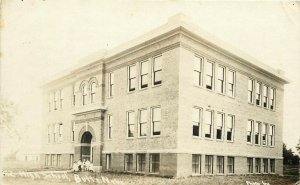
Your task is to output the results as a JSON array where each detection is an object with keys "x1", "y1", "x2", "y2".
[{"x1": 44, "y1": 13, "x2": 289, "y2": 86}]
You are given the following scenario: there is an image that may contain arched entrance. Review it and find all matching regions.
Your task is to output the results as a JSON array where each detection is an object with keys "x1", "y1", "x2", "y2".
[{"x1": 81, "y1": 131, "x2": 92, "y2": 161}]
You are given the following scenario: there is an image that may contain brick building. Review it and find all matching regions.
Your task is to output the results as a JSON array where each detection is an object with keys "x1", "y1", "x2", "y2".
[{"x1": 40, "y1": 14, "x2": 289, "y2": 177}]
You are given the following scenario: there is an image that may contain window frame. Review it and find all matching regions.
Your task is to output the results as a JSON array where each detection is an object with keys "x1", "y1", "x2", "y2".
[
  {"x1": 262, "y1": 85, "x2": 269, "y2": 108},
  {"x1": 204, "y1": 110, "x2": 213, "y2": 139},
  {"x1": 82, "y1": 84, "x2": 88, "y2": 105},
  {"x1": 108, "y1": 72, "x2": 114, "y2": 97},
  {"x1": 217, "y1": 65, "x2": 225, "y2": 94},
  {"x1": 227, "y1": 70, "x2": 235, "y2": 97},
  {"x1": 216, "y1": 156, "x2": 224, "y2": 174},
  {"x1": 247, "y1": 120, "x2": 254, "y2": 144},
  {"x1": 254, "y1": 122, "x2": 261, "y2": 145},
  {"x1": 136, "y1": 153, "x2": 146, "y2": 173},
  {"x1": 138, "y1": 109, "x2": 147, "y2": 137},
  {"x1": 262, "y1": 123, "x2": 268, "y2": 146},
  {"x1": 269, "y1": 88, "x2": 276, "y2": 110},
  {"x1": 58, "y1": 123, "x2": 63, "y2": 142},
  {"x1": 152, "y1": 55, "x2": 162, "y2": 86},
  {"x1": 192, "y1": 154, "x2": 201, "y2": 174},
  {"x1": 127, "y1": 111, "x2": 135, "y2": 138},
  {"x1": 140, "y1": 60, "x2": 149, "y2": 89},
  {"x1": 205, "y1": 60, "x2": 214, "y2": 90},
  {"x1": 106, "y1": 154, "x2": 111, "y2": 170},
  {"x1": 255, "y1": 81, "x2": 262, "y2": 106},
  {"x1": 128, "y1": 64, "x2": 137, "y2": 92},
  {"x1": 193, "y1": 56, "x2": 203, "y2": 87},
  {"x1": 227, "y1": 157, "x2": 235, "y2": 174},
  {"x1": 255, "y1": 158, "x2": 261, "y2": 173},
  {"x1": 151, "y1": 106, "x2": 161, "y2": 137},
  {"x1": 90, "y1": 82, "x2": 96, "y2": 103},
  {"x1": 124, "y1": 154, "x2": 134, "y2": 172},
  {"x1": 192, "y1": 107, "x2": 202, "y2": 137},
  {"x1": 248, "y1": 78, "x2": 254, "y2": 104},
  {"x1": 205, "y1": 155, "x2": 214, "y2": 174},
  {"x1": 268, "y1": 125, "x2": 275, "y2": 147},
  {"x1": 216, "y1": 112, "x2": 224, "y2": 140},
  {"x1": 247, "y1": 158, "x2": 254, "y2": 173},
  {"x1": 149, "y1": 153, "x2": 160, "y2": 173},
  {"x1": 226, "y1": 115, "x2": 234, "y2": 142},
  {"x1": 107, "y1": 115, "x2": 113, "y2": 140}
]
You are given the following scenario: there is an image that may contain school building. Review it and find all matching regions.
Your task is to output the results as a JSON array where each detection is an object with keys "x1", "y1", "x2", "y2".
[{"x1": 40, "y1": 14, "x2": 289, "y2": 177}]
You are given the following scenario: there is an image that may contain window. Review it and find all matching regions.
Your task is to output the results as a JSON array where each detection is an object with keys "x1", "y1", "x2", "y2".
[
  {"x1": 69, "y1": 154, "x2": 74, "y2": 168},
  {"x1": 256, "y1": 82, "x2": 261, "y2": 106},
  {"x1": 262, "y1": 123, "x2": 268, "y2": 146},
  {"x1": 204, "y1": 110, "x2": 213, "y2": 138},
  {"x1": 51, "y1": 154, "x2": 56, "y2": 166},
  {"x1": 128, "y1": 64, "x2": 136, "y2": 92},
  {"x1": 192, "y1": 154, "x2": 201, "y2": 174},
  {"x1": 72, "y1": 86, "x2": 76, "y2": 106},
  {"x1": 151, "y1": 107, "x2": 161, "y2": 136},
  {"x1": 136, "y1": 154, "x2": 146, "y2": 172},
  {"x1": 127, "y1": 111, "x2": 135, "y2": 138},
  {"x1": 268, "y1": 125, "x2": 275, "y2": 146},
  {"x1": 46, "y1": 154, "x2": 51, "y2": 166},
  {"x1": 108, "y1": 73, "x2": 114, "y2": 97},
  {"x1": 82, "y1": 84, "x2": 88, "y2": 105},
  {"x1": 124, "y1": 154, "x2": 133, "y2": 171},
  {"x1": 205, "y1": 155, "x2": 213, "y2": 174},
  {"x1": 106, "y1": 154, "x2": 111, "y2": 170},
  {"x1": 194, "y1": 56, "x2": 203, "y2": 86},
  {"x1": 263, "y1": 159, "x2": 268, "y2": 173},
  {"x1": 270, "y1": 159, "x2": 275, "y2": 173},
  {"x1": 139, "y1": 109, "x2": 147, "y2": 137},
  {"x1": 227, "y1": 115, "x2": 234, "y2": 141},
  {"x1": 49, "y1": 93, "x2": 53, "y2": 112},
  {"x1": 248, "y1": 79, "x2": 254, "y2": 103},
  {"x1": 255, "y1": 158, "x2": 261, "y2": 173},
  {"x1": 71, "y1": 122, "x2": 75, "y2": 142},
  {"x1": 263, "y1": 85, "x2": 268, "y2": 108},
  {"x1": 217, "y1": 66, "x2": 225, "y2": 94},
  {"x1": 247, "y1": 158, "x2": 253, "y2": 173},
  {"x1": 58, "y1": 123, "x2": 63, "y2": 142},
  {"x1": 108, "y1": 115, "x2": 112, "y2": 139},
  {"x1": 57, "y1": 154, "x2": 61, "y2": 167},
  {"x1": 227, "y1": 157, "x2": 235, "y2": 174},
  {"x1": 227, "y1": 70, "x2": 235, "y2": 97},
  {"x1": 53, "y1": 124, "x2": 57, "y2": 143},
  {"x1": 153, "y1": 56, "x2": 162, "y2": 85},
  {"x1": 59, "y1": 90, "x2": 63, "y2": 109},
  {"x1": 254, "y1": 122, "x2": 261, "y2": 145},
  {"x1": 192, "y1": 107, "x2": 201, "y2": 137},
  {"x1": 205, "y1": 61, "x2": 214, "y2": 90},
  {"x1": 47, "y1": 125, "x2": 51, "y2": 143},
  {"x1": 247, "y1": 120, "x2": 253, "y2": 144},
  {"x1": 216, "y1": 156, "x2": 224, "y2": 173},
  {"x1": 216, "y1": 113, "x2": 224, "y2": 140},
  {"x1": 149, "y1": 154, "x2": 160, "y2": 173},
  {"x1": 269, "y1": 88, "x2": 275, "y2": 110},
  {"x1": 54, "y1": 91, "x2": 59, "y2": 110},
  {"x1": 140, "y1": 60, "x2": 149, "y2": 88},
  {"x1": 90, "y1": 82, "x2": 96, "y2": 103}
]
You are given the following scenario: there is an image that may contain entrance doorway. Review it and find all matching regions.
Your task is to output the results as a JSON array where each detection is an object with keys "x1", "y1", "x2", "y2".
[{"x1": 81, "y1": 131, "x2": 92, "y2": 161}]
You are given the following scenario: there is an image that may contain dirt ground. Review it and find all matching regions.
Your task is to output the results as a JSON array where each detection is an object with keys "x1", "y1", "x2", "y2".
[{"x1": 1, "y1": 162, "x2": 299, "y2": 185}]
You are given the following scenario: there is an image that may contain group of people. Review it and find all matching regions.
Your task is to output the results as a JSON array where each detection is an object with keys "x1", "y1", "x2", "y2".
[{"x1": 72, "y1": 159, "x2": 94, "y2": 172}]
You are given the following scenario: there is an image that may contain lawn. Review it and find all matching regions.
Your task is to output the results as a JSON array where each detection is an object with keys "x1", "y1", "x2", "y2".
[{"x1": 1, "y1": 163, "x2": 299, "y2": 185}]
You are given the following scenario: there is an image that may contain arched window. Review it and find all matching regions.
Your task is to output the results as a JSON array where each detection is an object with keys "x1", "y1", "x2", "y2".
[
  {"x1": 82, "y1": 84, "x2": 88, "y2": 105},
  {"x1": 90, "y1": 82, "x2": 96, "y2": 103}
]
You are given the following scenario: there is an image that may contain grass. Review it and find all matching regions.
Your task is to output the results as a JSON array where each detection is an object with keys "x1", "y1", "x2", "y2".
[{"x1": 1, "y1": 162, "x2": 299, "y2": 185}]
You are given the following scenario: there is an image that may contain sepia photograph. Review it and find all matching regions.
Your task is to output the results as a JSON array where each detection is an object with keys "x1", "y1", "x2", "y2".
[{"x1": 1, "y1": 1, "x2": 300, "y2": 185}]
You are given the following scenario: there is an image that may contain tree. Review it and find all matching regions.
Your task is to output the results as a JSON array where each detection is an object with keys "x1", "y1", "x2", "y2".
[{"x1": 283, "y1": 143, "x2": 300, "y2": 165}]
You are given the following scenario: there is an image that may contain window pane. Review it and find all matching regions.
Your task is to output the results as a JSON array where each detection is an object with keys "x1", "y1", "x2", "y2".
[
  {"x1": 218, "y1": 67, "x2": 224, "y2": 80},
  {"x1": 141, "y1": 61, "x2": 148, "y2": 75},
  {"x1": 129, "y1": 65, "x2": 136, "y2": 77},
  {"x1": 228, "y1": 71, "x2": 234, "y2": 84},
  {"x1": 154, "y1": 57, "x2": 162, "y2": 71},
  {"x1": 205, "y1": 61, "x2": 213, "y2": 76},
  {"x1": 152, "y1": 108, "x2": 161, "y2": 121},
  {"x1": 193, "y1": 108, "x2": 200, "y2": 122},
  {"x1": 140, "y1": 110, "x2": 147, "y2": 123}
]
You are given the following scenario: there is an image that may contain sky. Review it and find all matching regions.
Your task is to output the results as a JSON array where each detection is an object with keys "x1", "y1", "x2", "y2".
[{"x1": 1, "y1": 1, "x2": 300, "y2": 154}]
